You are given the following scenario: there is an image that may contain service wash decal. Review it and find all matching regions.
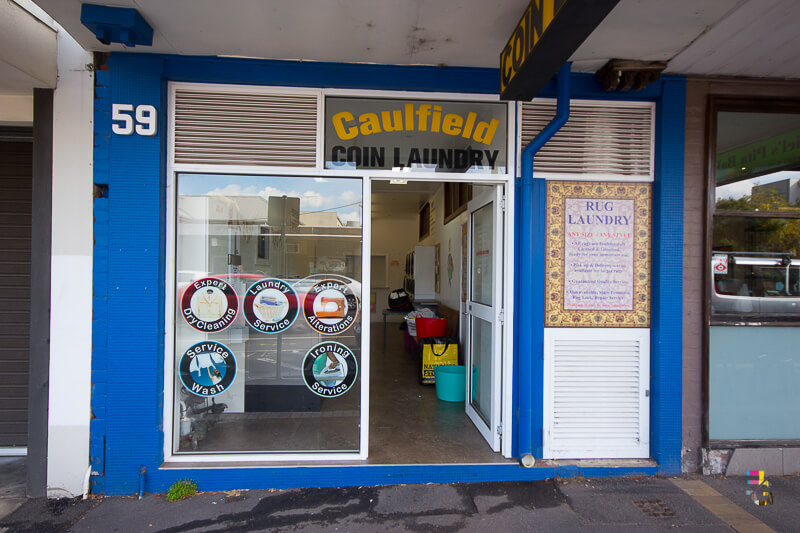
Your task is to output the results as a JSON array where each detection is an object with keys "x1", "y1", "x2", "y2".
[
  {"x1": 243, "y1": 278, "x2": 299, "y2": 334},
  {"x1": 181, "y1": 277, "x2": 239, "y2": 332},
  {"x1": 302, "y1": 341, "x2": 358, "y2": 398},
  {"x1": 179, "y1": 341, "x2": 237, "y2": 397},
  {"x1": 302, "y1": 278, "x2": 359, "y2": 335}
]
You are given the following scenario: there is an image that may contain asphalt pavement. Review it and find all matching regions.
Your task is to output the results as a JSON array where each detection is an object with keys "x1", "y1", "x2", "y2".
[{"x1": 1, "y1": 459, "x2": 797, "y2": 532}]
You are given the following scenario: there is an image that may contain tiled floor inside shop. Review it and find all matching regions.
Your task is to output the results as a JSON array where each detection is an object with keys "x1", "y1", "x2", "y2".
[{"x1": 367, "y1": 322, "x2": 511, "y2": 464}]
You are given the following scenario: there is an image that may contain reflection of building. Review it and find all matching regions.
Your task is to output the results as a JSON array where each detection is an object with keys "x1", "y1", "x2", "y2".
[{"x1": 753, "y1": 177, "x2": 800, "y2": 206}]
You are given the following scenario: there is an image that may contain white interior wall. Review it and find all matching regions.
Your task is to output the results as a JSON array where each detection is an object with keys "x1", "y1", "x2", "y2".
[
  {"x1": 370, "y1": 213, "x2": 418, "y2": 323},
  {"x1": 419, "y1": 186, "x2": 468, "y2": 316},
  {"x1": 46, "y1": 28, "x2": 93, "y2": 498}
]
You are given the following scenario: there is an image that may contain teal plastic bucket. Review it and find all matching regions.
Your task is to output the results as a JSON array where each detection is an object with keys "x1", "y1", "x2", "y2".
[{"x1": 435, "y1": 365, "x2": 466, "y2": 402}]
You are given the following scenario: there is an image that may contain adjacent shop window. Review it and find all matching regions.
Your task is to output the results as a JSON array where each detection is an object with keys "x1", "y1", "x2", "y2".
[
  {"x1": 708, "y1": 101, "x2": 800, "y2": 442},
  {"x1": 173, "y1": 174, "x2": 363, "y2": 454},
  {"x1": 710, "y1": 105, "x2": 800, "y2": 321}
]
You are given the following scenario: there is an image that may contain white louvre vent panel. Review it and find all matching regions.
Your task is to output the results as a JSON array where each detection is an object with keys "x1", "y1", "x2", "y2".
[
  {"x1": 543, "y1": 329, "x2": 650, "y2": 459},
  {"x1": 173, "y1": 89, "x2": 318, "y2": 167},
  {"x1": 520, "y1": 100, "x2": 654, "y2": 180}
]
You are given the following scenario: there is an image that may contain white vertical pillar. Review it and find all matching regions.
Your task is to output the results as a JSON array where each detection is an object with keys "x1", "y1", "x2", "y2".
[{"x1": 46, "y1": 28, "x2": 93, "y2": 498}]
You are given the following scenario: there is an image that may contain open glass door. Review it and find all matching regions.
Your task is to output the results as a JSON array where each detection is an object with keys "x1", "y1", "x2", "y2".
[{"x1": 465, "y1": 185, "x2": 503, "y2": 451}]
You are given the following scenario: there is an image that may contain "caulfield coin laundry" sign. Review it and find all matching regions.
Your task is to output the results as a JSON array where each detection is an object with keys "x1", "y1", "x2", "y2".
[{"x1": 325, "y1": 97, "x2": 507, "y2": 173}]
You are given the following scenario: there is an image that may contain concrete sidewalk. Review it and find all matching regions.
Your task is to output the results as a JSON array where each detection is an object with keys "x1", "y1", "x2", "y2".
[{"x1": 1, "y1": 473, "x2": 797, "y2": 532}]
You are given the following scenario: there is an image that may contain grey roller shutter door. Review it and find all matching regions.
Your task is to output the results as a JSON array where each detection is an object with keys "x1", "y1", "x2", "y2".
[{"x1": 0, "y1": 129, "x2": 32, "y2": 448}]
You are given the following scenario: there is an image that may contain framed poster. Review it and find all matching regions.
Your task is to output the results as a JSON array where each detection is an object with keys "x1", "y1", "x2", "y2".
[{"x1": 545, "y1": 181, "x2": 652, "y2": 327}]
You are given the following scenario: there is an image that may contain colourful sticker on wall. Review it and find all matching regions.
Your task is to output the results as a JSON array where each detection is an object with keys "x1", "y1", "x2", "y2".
[
  {"x1": 181, "y1": 277, "x2": 239, "y2": 332},
  {"x1": 179, "y1": 341, "x2": 236, "y2": 397},
  {"x1": 243, "y1": 278, "x2": 299, "y2": 334},
  {"x1": 302, "y1": 341, "x2": 358, "y2": 398},
  {"x1": 302, "y1": 278, "x2": 358, "y2": 335}
]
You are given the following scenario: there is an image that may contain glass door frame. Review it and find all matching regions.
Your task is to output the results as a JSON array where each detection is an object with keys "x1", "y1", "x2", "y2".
[{"x1": 464, "y1": 185, "x2": 504, "y2": 451}]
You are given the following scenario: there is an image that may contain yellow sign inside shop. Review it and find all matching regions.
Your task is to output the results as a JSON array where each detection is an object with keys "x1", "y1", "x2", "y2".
[{"x1": 324, "y1": 97, "x2": 507, "y2": 172}]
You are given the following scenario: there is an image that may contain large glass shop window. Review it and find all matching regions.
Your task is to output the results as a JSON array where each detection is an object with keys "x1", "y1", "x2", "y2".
[
  {"x1": 173, "y1": 174, "x2": 363, "y2": 453},
  {"x1": 709, "y1": 107, "x2": 800, "y2": 441}
]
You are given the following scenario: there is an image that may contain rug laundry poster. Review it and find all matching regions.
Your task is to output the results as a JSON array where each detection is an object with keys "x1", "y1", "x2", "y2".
[{"x1": 545, "y1": 181, "x2": 652, "y2": 328}]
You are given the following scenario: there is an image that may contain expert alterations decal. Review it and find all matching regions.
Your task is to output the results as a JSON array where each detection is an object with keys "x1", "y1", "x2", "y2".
[{"x1": 302, "y1": 278, "x2": 359, "y2": 335}]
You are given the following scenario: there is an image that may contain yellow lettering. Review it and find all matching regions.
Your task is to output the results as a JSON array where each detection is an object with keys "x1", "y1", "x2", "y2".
[
  {"x1": 381, "y1": 110, "x2": 403, "y2": 132},
  {"x1": 431, "y1": 105, "x2": 443, "y2": 133},
  {"x1": 359, "y1": 113, "x2": 381, "y2": 135},
  {"x1": 332, "y1": 111, "x2": 358, "y2": 140},
  {"x1": 417, "y1": 104, "x2": 432, "y2": 132},
  {"x1": 442, "y1": 114, "x2": 463, "y2": 136},
  {"x1": 473, "y1": 119, "x2": 499, "y2": 145},
  {"x1": 462, "y1": 112, "x2": 477, "y2": 139},
  {"x1": 405, "y1": 103, "x2": 414, "y2": 131}
]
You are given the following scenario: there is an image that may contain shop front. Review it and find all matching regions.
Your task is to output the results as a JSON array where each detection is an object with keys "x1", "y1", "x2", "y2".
[{"x1": 91, "y1": 53, "x2": 684, "y2": 494}]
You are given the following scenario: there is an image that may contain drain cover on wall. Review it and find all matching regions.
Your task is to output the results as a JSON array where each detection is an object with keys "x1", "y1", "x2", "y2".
[{"x1": 633, "y1": 499, "x2": 675, "y2": 518}]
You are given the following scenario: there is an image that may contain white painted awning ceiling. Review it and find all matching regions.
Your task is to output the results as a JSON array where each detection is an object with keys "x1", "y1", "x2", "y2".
[{"x1": 31, "y1": 0, "x2": 800, "y2": 81}]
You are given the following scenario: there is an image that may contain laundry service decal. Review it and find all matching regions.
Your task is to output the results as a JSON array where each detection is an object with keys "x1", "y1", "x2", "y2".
[{"x1": 325, "y1": 97, "x2": 507, "y2": 173}]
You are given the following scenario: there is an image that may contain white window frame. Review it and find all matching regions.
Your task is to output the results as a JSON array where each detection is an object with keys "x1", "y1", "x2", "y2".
[{"x1": 163, "y1": 82, "x2": 518, "y2": 463}]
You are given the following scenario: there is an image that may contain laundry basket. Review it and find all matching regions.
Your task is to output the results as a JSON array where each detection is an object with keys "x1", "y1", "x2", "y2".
[{"x1": 415, "y1": 317, "x2": 447, "y2": 340}]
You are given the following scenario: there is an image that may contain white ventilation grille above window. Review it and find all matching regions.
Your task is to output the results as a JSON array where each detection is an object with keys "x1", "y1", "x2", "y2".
[
  {"x1": 173, "y1": 88, "x2": 318, "y2": 167},
  {"x1": 543, "y1": 329, "x2": 650, "y2": 459},
  {"x1": 520, "y1": 100, "x2": 654, "y2": 180}
]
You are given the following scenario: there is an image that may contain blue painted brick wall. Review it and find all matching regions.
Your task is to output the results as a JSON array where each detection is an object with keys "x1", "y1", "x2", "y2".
[
  {"x1": 650, "y1": 78, "x2": 686, "y2": 474},
  {"x1": 93, "y1": 54, "x2": 686, "y2": 493}
]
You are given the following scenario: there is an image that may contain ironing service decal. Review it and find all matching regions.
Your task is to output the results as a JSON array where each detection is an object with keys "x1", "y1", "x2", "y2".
[
  {"x1": 303, "y1": 279, "x2": 359, "y2": 335},
  {"x1": 179, "y1": 341, "x2": 237, "y2": 397},
  {"x1": 302, "y1": 341, "x2": 358, "y2": 398}
]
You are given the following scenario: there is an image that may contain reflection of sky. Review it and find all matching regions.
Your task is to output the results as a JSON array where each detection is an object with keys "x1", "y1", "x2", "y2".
[
  {"x1": 178, "y1": 174, "x2": 362, "y2": 224},
  {"x1": 716, "y1": 171, "x2": 800, "y2": 200}
]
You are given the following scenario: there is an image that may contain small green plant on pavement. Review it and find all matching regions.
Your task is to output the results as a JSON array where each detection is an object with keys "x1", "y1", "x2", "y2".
[{"x1": 166, "y1": 479, "x2": 198, "y2": 502}]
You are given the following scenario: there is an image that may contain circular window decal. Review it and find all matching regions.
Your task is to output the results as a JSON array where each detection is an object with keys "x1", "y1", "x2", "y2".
[
  {"x1": 302, "y1": 279, "x2": 358, "y2": 335},
  {"x1": 181, "y1": 277, "x2": 239, "y2": 332},
  {"x1": 302, "y1": 341, "x2": 358, "y2": 398},
  {"x1": 179, "y1": 341, "x2": 236, "y2": 397},
  {"x1": 243, "y1": 278, "x2": 299, "y2": 334}
]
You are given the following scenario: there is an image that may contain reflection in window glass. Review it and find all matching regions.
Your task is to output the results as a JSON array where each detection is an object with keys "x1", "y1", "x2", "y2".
[
  {"x1": 715, "y1": 111, "x2": 800, "y2": 190},
  {"x1": 711, "y1": 218, "x2": 799, "y2": 318},
  {"x1": 709, "y1": 107, "x2": 800, "y2": 444},
  {"x1": 173, "y1": 174, "x2": 363, "y2": 454},
  {"x1": 716, "y1": 171, "x2": 800, "y2": 212},
  {"x1": 471, "y1": 202, "x2": 493, "y2": 306}
]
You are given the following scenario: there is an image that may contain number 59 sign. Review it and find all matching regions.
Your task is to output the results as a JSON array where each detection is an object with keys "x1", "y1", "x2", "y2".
[{"x1": 111, "y1": 104, "x2": 157, "y2": 136}]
